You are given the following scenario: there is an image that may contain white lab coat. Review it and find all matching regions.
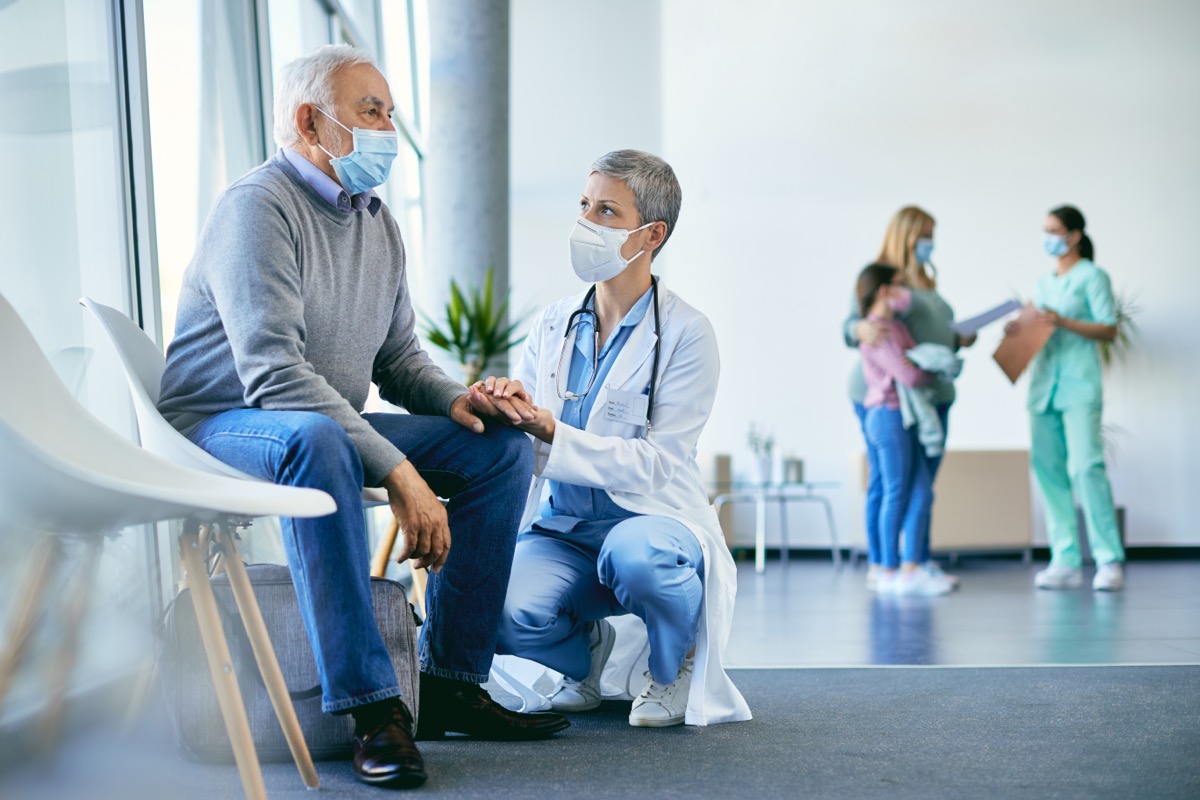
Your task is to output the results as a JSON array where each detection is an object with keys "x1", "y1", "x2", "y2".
[{"x1": 507, "y1": 279, "x2": 751, "y2": 726}]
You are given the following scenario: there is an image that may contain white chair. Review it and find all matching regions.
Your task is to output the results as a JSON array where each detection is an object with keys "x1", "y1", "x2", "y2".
[
  {"x1": 0, "y1": 292, "x2": 335, "y2": 800},
  {"x1": 79, "y1": 298, "x2": 426, "y2": 606}
]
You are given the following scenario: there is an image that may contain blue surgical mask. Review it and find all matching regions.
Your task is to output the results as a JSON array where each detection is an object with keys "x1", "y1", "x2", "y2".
[
  {"x1": 317, "y1": 110, "x2": 398, "y2": 195},
  {"x1": 915, "y1": 238, "x2": 935, "y2": 265},
  {"x1": 1043, "y1": 233, "x2": 1069, "y2": 258}
]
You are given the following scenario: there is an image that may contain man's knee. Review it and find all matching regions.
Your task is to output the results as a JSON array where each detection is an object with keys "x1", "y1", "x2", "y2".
[
  {"x1": 282, "y1": 412, "x2": 363, "y2": 487},
  {"x1": 490, "y1": 424, "x2": 534, "y2": 475}
]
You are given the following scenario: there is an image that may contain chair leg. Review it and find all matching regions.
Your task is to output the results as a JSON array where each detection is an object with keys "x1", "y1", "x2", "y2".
[
  {"x1": 179, "y1": 527, "x2": 267, "y2": 800},
  {"x1": 370, "y1": 516, "x2": 400, "y2": 578},
  {"x1": 38, "y1": 536, "x2": 101, "y2": 753},
  {"x1": 0, "y1": 537, "x2": 59, "y2": 714},
  {"x1": 369, "y1": 517, "x2": 426, "y2": 614},
  {"x1": 214, "y1": 524, "x2": 319, "y2": 790},
  {"x1": 410, "y1": 564, "x2": 428, "y2": 616}
]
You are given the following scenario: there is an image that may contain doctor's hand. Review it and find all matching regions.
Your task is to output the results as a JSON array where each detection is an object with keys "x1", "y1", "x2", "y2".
[
  {"x1": 468, "y1": 378, "x2": 538, "y2": 426},
  {"x1": 515, "y1": 406, "x2": 556, "y2": 444},
  {"x1": 855, "y1": 319, "x2": 891, "y2": 346},
  {"x1": 383, "y1": 459, "x2": 451, "y2": 572}
]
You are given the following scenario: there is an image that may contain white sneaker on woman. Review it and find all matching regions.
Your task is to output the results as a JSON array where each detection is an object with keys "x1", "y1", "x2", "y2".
[
  {"x1": 1034, "y1": 564, "x2": 1083, "y2": 590},
  {"x1": 629, "y1": 657, "x2": 693, "y2": 728},
  {"x1": 548, "y1": 619, "x2": 615, "y2": 712},
  {"x1": 892, "y1": 569, "x2": 954, "y2": 597},
  {"x1": 1092, "y1": 562, "x2": 1125, "y2": 592},
  {"x1": 922, "y1": 561, "x2": 960, "y2": 589}
]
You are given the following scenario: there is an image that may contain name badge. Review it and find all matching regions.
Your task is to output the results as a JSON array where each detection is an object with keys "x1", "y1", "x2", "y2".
[{"x1": 604, "y1": 388, "x2": 649, "y2": 426}]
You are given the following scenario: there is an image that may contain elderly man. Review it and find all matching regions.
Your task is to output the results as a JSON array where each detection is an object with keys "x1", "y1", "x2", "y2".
[{"x1": 158, "y1": 45, "x2": 567, "y2": 790}]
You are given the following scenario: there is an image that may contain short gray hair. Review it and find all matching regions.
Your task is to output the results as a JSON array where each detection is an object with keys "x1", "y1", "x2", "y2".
[
  {"x1": 590, "y1": 150, "x2": 682, "y2": 260},
  {"x1": 273, "y1": 44, "x2": 378, "y2": 149}
]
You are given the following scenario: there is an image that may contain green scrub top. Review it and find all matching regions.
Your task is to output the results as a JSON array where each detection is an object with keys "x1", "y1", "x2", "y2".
[{"x1": 1027, "y1": 259, "x2": 1116, "y2": 413}]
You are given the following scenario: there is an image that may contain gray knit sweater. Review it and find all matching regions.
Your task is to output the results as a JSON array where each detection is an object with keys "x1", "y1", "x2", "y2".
[{"x1": 158, "y1": 152, "x2": 465, "y2": 485}]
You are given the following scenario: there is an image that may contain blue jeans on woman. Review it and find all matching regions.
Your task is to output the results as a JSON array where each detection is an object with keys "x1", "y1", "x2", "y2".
[
  {"x1": 187, "y1": 408, "x2": 533, "y2": 713},
  {"x1": 864, "y1": 406, "x2": 933, "y2": 569},
  {"x1": 855, "y1": 402, "x2": 949, "y2": 566}
]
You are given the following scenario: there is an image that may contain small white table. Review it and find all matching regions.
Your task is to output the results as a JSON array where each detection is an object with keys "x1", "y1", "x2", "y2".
[{"x1": 712, "y1": 481, "x2": 841, "y2": 573}]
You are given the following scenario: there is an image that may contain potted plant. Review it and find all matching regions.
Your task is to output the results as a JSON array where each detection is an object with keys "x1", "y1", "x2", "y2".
[
  {"x1": 421, "y1": 267, "x2": 531, "y2": 385},
  {"x1": 747, "y1": 423, "x2": 776, "y2": 485}
]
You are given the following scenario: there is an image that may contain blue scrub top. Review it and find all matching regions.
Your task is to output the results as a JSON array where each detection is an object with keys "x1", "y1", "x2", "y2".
[
  {"x1": 545, "y1": 285, "x2": 654, "y2": 526},
  {"x1": 1027, "y1": 259, "x2": 1116, "y2": 413}
]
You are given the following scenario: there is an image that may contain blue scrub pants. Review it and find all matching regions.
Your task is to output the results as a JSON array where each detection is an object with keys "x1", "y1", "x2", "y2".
[
  {"x1": 856, "y1": 402, "x2": 949, "y2": 566},
  {"x1": 496, "y1": 515, "x2": 704, "y2": 685}
]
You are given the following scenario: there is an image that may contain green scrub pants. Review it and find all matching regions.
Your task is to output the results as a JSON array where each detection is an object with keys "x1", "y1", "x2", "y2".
[{"x1": 1030, "y1": 405, "x2": 1124, "y2": 567}]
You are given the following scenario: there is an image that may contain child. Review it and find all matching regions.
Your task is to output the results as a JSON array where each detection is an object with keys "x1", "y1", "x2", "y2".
[{"x1": 856, "y1": 264, "x2": 954, "y2": 597}]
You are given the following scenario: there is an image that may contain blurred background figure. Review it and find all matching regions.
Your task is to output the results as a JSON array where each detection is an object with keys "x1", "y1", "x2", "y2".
[
  {"x1": 844, "y1": 207, "x2": 974, "y2": 595},
  {"x1": 1024, "y1": 206, "x2": 1126, "y2": 593}
]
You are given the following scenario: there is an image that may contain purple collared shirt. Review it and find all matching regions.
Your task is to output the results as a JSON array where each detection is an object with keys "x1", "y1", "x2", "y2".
[{"x1": 281, "y1": 147, "x2": 382, "y2": 217}]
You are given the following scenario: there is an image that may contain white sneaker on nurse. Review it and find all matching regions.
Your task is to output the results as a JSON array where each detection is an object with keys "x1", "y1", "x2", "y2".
[
  {"x1": 1034, "y1": 564, "x2": 1083, "y2": 590},
  {"x1": 548, "y1": 619, "x2": 616, "y2": 712},
  {"x1": 629, "y1": 657, "x2": 693, "y2": 728},
  {"x1": 1092, "y1": 562, "x2": 1125, "y2": 592}
]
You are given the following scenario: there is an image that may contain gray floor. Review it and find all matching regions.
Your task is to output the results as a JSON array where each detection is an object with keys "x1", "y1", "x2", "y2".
[
  {"x1": 728, "y1": 556, "x2": 1200, "y2": 667},
  {"x1": 3, "y1": 557, "x2": 1198, "y2": 798}
]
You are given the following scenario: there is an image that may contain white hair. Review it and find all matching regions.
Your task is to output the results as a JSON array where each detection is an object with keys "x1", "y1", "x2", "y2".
[{"x1": 273, "y1": 44, "x2": 378, "y2": 149}]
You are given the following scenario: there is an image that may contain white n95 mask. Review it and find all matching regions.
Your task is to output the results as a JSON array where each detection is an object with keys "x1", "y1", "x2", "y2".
[{"x1": 569, "y1": 218, "x2": 654, "y2": 283}]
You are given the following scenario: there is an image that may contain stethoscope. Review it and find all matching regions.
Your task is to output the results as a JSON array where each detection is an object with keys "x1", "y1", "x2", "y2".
[{"x1": 555, "y1": 275, "x2": 662, "y2": 429}]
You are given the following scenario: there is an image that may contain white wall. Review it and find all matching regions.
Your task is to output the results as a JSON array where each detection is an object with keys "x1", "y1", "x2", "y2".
[{"x1": 511, "y1": 0, "x2": 1200, "y2": 548}]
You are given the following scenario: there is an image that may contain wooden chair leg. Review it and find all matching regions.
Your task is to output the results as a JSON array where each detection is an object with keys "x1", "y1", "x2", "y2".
[
  {"x1": 369, "y1": 517, "x2": 400, "y2": 578},
  {"x1": 410, "y1": 563, "x2": 428, "y2": 617},
  {"x1": 0, "y1": 537, "x2": 59, "y2": 713},
  {"x1": 214, "y1": 524, "x2": 319, "y2": 789},
  {"x1": 38, "y1": 536, "x2": 101, "y2": 753},
  {"x1": 179, "y1": 527, "x2": 267, "y2": 800},
  {"x1": 123, "y1": 654, "x2": 157, "y2": 732}
]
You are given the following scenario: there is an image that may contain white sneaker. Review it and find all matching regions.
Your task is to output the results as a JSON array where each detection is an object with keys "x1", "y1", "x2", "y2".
[
  {"x1": 629, "y1": 657, "x2": 693, "y2": 728},
  {"x1": 1093, "y1": 562, "x2": 1125, "y2": 592},
  {"x1": 865, "y1": 566, "x2": 881, "y2": 592},
  {"x1": 873, "y1": 570, "x2": 900, "y2": 595},
  {"x1": 1034, "y1": 564, "x2": 1083, "y2": 590},
  {"x1": 892, "y1": 569, "x2": 954, "y2": 597},
  {"x1": 922, "y1": 561, "x2": 960, "y2": 589},
  {"x1": 548, "y1": 619, "x2": 615, "y2": 712}
]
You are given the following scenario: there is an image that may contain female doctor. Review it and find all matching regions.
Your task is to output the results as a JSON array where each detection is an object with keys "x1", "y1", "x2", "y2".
[{"x1": 469, "y1": 150, "x2": 750, "y2": 728}]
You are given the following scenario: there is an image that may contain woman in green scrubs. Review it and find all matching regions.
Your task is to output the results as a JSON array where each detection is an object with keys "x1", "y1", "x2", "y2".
[{"x1": 1027, "y1": 205, "x2": 1125, "y2": 592}]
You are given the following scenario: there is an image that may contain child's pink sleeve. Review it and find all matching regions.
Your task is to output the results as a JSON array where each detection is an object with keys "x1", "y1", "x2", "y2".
[{"x1": 865, "y1": 337, "x2": 930, "y2": 388}]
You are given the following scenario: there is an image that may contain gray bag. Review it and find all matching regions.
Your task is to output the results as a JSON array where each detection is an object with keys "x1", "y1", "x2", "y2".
[{"x1": 160, "y1": 563, "x2": 420, "y2": 763}]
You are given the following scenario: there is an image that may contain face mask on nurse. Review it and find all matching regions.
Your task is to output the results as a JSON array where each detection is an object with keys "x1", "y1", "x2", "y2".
[
  {"x1": 568, "y1": 218, "x2": 655, "y2": 283},
  {"x1": 1043, "y1": 233, "x2": 1070, "y2": 258}
]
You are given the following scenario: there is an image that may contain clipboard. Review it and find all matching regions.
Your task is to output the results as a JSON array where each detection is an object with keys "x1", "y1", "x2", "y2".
[{"x1": 993, "y1": 302, "x2": 1054, "y2": 383}]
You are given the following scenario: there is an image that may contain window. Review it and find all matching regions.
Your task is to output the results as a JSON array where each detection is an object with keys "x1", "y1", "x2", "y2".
[{"x1": 0, "y1": 0, "x2": 155, "y2": 722}]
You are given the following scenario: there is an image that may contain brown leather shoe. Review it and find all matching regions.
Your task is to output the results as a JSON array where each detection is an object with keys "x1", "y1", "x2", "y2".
[
  {"x1": 416, "y1": 672, "x2": 570, "y2": 741},
  {"x1": 352, "y1": 700, "x2": 427, "y2": 788}
]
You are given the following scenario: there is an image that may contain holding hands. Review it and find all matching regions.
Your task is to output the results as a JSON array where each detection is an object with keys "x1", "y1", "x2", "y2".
[{"x1": 468, "y1": 377, "x2": 557, "y2": 443}]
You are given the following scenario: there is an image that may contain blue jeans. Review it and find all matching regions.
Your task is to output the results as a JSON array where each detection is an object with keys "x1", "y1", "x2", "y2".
[
  {"x1": 856, "y1": 402, "x2": 949, "y2": 565},
  {"x1": 864, "y1": 406, "x2": 932, "y2": 569},
  {"x1": 188, "y1": 408, "x2": 533, "y2": 713},
  {"x1": 496, "y1": 515, "x2": 704, "y2": 685}
]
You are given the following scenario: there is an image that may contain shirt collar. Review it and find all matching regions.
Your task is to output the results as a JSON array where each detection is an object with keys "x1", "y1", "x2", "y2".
[{"x1": 282, "y1": 147, "x2": 381, "y2": 217}]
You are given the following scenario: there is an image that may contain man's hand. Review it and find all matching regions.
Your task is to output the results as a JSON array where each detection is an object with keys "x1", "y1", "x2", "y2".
[
  {"x1": 449, "y1": 393, "x2": 485, "y2": 433},
  {"x1": 383, "y1": 460, "x2": 450, "y2": 572},
  {"x1": 855, "y1": 319, "x2": 891, "y2": 346}
]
